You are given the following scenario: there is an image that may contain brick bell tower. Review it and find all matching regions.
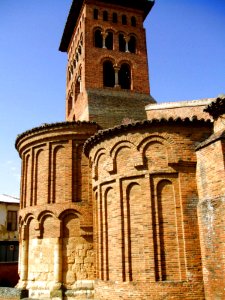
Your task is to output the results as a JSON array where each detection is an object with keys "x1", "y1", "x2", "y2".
[{"x1": 59, "y1": 0, "x2": 155, "y2": 129}]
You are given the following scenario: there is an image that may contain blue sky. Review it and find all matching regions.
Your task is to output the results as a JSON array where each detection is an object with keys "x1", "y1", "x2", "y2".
[{"x1": 0, "y1": 0, "x2": 225, "y2": 197}]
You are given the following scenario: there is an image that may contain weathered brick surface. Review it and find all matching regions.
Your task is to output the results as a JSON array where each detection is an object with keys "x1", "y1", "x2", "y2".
[
  {"x1": 15, "y1": 122, "x2": 98, "y2": 298},
  {"x1": 65, "y1": 1, "x2": 155, "y2": 128},
  {"x1": 11, "y1": 0, "x2": 225, "y2": 299},
  {"x1": 196, "y1": 119, "x2": 225, "y2": 299},
  {"x1": 86, "y1": 120, "x2": 212, "y2": 299}
]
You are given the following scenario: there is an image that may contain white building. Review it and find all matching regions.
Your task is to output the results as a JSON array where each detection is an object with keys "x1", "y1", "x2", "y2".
[{"x1": 0, "y1": 194, "x2": 19, "y2": 286}]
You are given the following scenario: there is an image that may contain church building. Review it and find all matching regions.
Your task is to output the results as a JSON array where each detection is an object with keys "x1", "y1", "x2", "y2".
[{"x1": 15, "y1": 0, "x2": 225, "y2": 299}]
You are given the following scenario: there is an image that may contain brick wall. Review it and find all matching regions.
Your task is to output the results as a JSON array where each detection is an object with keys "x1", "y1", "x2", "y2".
[
  {"x1": 196, "y1": 134, "x2": 225, "y2": 299},
  {"x1": 86, "y1": 119, "x2": 212, "y2": 299},
  {"x1": 65, "y1": 1, "x2": 155, "y2": 126},
  {"x1": 15, "y1": 122, "x2": 98, "y2": 297}
]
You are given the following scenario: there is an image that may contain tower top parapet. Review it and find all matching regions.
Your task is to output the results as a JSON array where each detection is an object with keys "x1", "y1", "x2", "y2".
[{"x1": 59, "y1": 0, "x2": 155, "y2": 52}]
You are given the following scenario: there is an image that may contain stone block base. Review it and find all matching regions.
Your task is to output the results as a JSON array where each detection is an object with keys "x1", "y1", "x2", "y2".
[{"x1": 0, "y1": 288, "x2": 28, "y2": 300}]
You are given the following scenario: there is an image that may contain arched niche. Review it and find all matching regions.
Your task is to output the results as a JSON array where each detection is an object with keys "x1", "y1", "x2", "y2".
[{"x1": 153, "y1": 179, "x2": 180, "y2": 281}]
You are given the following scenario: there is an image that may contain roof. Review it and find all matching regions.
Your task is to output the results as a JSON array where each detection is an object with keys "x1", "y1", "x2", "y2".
[
  {"x1": 15, "y1": 121, "x2": 99, "y2": 150},
  {"x1": 145, "y1": 98, "x2": 215, "y2": 111},
  {"x1": 196, "y1": 129, "x2": 225, "y2": 151},
  {"x1": 0, "y1": 194, "x2": 20, "y2": 204},
  {"x1": 59, "y1": 0, "x2": 155, "y2": 52},
  {"x1": 83, "y1": 116, "x2": 212, "y2": 156}
]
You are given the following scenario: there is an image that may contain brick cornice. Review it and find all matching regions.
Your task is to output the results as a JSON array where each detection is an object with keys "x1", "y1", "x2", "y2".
[
  {"x1": 15, "y1": 121, "x2": 99, "y2": 150},
  {"x1": 83, "y1": 117, "x2": 212, "y2": 157}
]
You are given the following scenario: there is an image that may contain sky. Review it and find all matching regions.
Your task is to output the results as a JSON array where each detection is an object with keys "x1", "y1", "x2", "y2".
[{"x1": 0, "y1": 0, "x2": 225, "y2": 197}]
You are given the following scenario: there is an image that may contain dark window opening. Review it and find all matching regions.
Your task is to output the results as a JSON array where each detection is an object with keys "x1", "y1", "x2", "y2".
[
  {"x1": 68, "y1": 69, "x2": 71, "y2": 81},
  {"x1": 119, "y1": 34, "x2": 126, "y2": 52},
  {"x1": 94, "y1": 29, "x2": 103, "y2": 48},
  {"x1": 68, "y1": 95, "x2": 73, "y2": 115},
  {"x1": 105, "y1": 32, "x2": 113, "y2": 50},
  {"x1": 119, "y1": 63, "x2": 131, "y2": 89},
  {"x1": 94, "y1": 9, "x2": 99, "y2": 20},
  {"x1": 7, "y1": 211, "x2": 17, "y2": 231},
  {"x1": 122, "y1": 15, "x2": 127, "y2": 25},
  {"x1": 78, "y1": 46, "x2": 82, "y2": 55},
  {"x1": 75, "y1": 77, "x2": 81, "y2": 101},
  {"x1": 128, "y1": 36, "x2": 136, "y2": 53},
  {"x1": 103, "y1": 11, "x2": 108, "y2": 21},
  {"x1": 131, "y1": 16, "x2": 136, "y2": 27},
  {"x1": 103, "y1": 61, "x2": 115, "y2": 87},
  {"x1": 0, "y1": 241, "x2": 19, "y2": 262},
  {"x1": 112, "y1": 12, "x2": 118, "y2": 23}
]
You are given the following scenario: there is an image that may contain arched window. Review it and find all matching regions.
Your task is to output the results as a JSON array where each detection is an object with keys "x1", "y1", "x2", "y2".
[
  {"x1": 103, "y1": 61, "x2": 115, "y2": 87},
  {"x1": 131, "y1": 16, "x2": 136, "y2": 27},
  {"x1": 94, "y1": 29, "x2": 103, "y2": 48},
  {"x1": 68, "y1": 68, "x2": 71, "y2": 81},
  {"x1": 112, "y1": 12, "x2": 118, "y2": 23},
  {"x1": 73, "y1": 59, "x2": 76, "y2": 69},
  {"x1": 75, "y1": 76, "x2": 81, "y2": 101},
  {"x1": 128, "y1": 36, "x2": 136, "y2": 53},
  {"x1": 119, "y1": 34, "x2": 126, "y2": 52},
  {"x1": 119, "y1": 63, "x2": 131, "y2": 89},
  {"x1": 105, "y1": 32, "x2": 113, "y2": 50},
  {"x1": 78, "y1": 45, "x2": 82, "y2": 55},
  {"x1": 94, "y1": 9, "x2": 98, "y2": 20},
  {"x1": 103, "y1": 11, "x2": 108, "y2": 21},
  {"x1": 122, "y1": 15, "x2": 127, "y2": 25},
  {"x1": 68, "y1": 94, "x2": 73, "y2": 115}
]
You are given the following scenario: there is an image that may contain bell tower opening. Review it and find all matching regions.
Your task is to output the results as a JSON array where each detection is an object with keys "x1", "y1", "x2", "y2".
[
  {"x1": 103, "y1": 61, "x2": 115, "y2": 88},
  {"x1": 59, "y1": 0, "x2": 155, "y2": 128}
]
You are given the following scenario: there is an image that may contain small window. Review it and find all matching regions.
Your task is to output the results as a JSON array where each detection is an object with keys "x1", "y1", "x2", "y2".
[
  {"x1": 94, "y1": 9, "x2": 99, "y2": 20},
  {"x1": 7, "y1": 211, "x2": 17, "y2": 231},
  {"x1": 112, "y1": 12, "x2": 118, "y2": 23},
  {"x1": 103, "y1": 11, "x2": 108, "y2": 21},
  {"x1": 103, "y1": 61, "x2": 115, "y2": 87},
  {"x1": 105, "y1": 32, "x2": 113, "y2": 50},
  {"x1": 94, "y1": 29, "x2": 103, "y2": 48},
  {"x1": 73, "y1": 59, "x2": 76, "y2": 69},
  {"x1": 119, "y1": 34, "x2": 126, "y2": 52},
  {"x1": 68, "y1": 94, "x2": 73, "y2": 115},
  {"x1": 122, "y1": 15, "x2": 127, "y2": 25},
  {"x1": 119, "y1": 63, "x2": 131, "y2": 89},
  {"x1": 78, "y1": 46, "x2": 82, "y2": 55},
  {"x1": 68, "y1": 68, "x2": 71, "y2": 81},
  {"x1": 75, "y1": 76, "x2": 81, "y2": 101},
  {"x1": 131, "y1": 16, "x2": 136, "y2": 27},
  {"x1": 128, "y1": 36, "x2": 136, "y2": 53}
]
